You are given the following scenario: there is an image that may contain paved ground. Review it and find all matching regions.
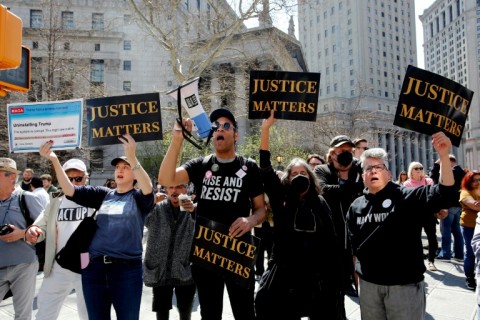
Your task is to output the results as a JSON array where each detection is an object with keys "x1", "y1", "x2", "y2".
[{"x1": 1, "y1": 233, "x2": 477, "y2": 319}]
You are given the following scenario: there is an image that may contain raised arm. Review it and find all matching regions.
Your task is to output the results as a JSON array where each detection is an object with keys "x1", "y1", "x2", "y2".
[
  {"x1": 39, "y1": 141, "x2": 75, "y2": 196},
  {"x1": 158, "y1": 119, "x2": 190, "y2": 187},
  {"x1": 432, "y1": 132, "x2": 454, "y2": 187},
  {"x1": 120, "y1": 134, "x2": 153, "y2": 195},
  {"x1": 260, "y1": 110, "x2": 276, "y2": 151}
]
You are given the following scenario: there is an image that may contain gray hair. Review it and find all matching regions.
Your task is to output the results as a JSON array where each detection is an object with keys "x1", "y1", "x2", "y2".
[{"x1": 360, "y1": 148, "x2": 389, "y2": 169}]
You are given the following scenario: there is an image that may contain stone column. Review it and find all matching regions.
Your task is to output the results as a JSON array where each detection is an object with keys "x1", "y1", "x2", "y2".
[{"x1": 388, "y1": 134, "x2": 396, "y2": 176}]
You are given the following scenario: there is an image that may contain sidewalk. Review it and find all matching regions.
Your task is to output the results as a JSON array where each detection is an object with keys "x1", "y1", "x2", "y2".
[{"x1": 0, "y1": 258, "x2": 476, "y2": 320}]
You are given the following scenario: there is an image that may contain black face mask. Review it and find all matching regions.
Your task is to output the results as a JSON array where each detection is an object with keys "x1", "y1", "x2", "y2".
[
  {"x1": 290, "y1": 174, "x2": 310, "y2": 194},
  {"x1": 336, "y1": 151, "x2": 353, "y2": 167}
]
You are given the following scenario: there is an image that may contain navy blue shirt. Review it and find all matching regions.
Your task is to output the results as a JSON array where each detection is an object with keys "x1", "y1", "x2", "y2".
[{"x1": 68, "y1": 186, "x2": 154, "y2": 260}]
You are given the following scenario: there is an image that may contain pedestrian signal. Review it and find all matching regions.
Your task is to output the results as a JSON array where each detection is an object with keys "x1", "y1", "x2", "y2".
[
  {"x1": 0, "y1": 4, "x2": 22, "y2": 69},
  {"x1": 0, "y1": 46, "x2": 30, "y2": 96}
]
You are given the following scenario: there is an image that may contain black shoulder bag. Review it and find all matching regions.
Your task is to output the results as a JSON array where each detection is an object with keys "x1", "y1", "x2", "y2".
[{"x1": 55, "y1": 210, "x2": 98, "y2": 274}]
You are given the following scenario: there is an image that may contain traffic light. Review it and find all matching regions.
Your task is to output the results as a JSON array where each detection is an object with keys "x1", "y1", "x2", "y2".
[
  {"x1": 0, "y1": 4, "x2": 22, "y2": 69},
  {"x1": 0, "y1": 46, "x2": 30, "y2": 96}
]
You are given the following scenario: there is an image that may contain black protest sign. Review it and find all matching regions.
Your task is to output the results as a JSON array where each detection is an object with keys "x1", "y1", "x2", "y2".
[
  {"x1": 86, "y1": 93, "x2": 162, "y2": 146},
  {"x1": 248, "y1": 70, "x2": 320, "y2": 121},
  {"x1": 192, "y1": 216, "x2": 260, "y2": 289},
  {"x1": 394, "y1": 65, "x2": 473, "y2": 147}
]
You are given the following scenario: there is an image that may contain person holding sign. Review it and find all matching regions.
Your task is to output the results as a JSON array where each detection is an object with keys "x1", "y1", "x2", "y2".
[
  {"x1": 255, "y1": 112, "x2": 344, "y2": 319},
  {"x1": 346, "y1": 132, "x2": 456, "y2": 320},
  {"x1": 25, "y1": 159, "x2": 93, "y2": 320},
  {"x1": 39, "y1": 134, "x2": 154, "y2": 320},
  {"x1": 158, "y1": 108, "x2": 265, "y2": 320}
]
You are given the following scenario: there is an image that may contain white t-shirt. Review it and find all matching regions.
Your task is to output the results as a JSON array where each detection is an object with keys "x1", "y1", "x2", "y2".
[
  {"x1": 56, "y1": 197, "x2": 96, "y2": 253},
  {"x1": 33, "y1": 188, "x2": 50, "y2": 209}
]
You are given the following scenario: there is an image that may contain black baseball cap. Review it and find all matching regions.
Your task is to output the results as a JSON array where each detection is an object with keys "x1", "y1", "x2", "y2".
[
  {"x1": 330, "y1": 135, "x2": 355, "y2": 148},
  {"x1": 209, "y1": 108, "x2": 237, "y2": 128}
]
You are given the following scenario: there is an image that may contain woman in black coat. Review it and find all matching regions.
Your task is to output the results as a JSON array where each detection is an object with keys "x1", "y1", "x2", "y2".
[{"x1": 255, "y1": 113, "x2": 344, "y2": 320}]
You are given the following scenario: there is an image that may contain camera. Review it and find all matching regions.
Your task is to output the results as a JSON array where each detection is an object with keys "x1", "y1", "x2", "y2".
[{"x1": 0, "y1": 224, "x2": 13, "y2": 236}]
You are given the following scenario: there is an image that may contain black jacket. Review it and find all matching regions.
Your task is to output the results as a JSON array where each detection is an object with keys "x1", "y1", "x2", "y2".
[{"x1": 347, "y1": 181, "x2": 457, "y2": 285}]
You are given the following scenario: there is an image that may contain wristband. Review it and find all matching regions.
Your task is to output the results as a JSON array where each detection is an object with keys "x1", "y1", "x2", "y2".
[{"x1": 131, "y1": 162, "x2": 142, "y2": 171}]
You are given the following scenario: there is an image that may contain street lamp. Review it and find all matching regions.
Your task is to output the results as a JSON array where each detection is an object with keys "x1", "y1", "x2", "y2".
[{"x1": 276, "y1": 156, "x2": 284, "y2": 171}]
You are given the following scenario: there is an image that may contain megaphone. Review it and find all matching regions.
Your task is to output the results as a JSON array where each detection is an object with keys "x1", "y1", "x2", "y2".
[{"x1": 167, "y1": 77, "x2": 211, "y2": 141}]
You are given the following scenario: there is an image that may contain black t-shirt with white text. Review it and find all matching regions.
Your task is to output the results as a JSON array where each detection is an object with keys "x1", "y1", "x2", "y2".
[{"x1": 183, "y1": 155, "x2": 263, "y2": 226}]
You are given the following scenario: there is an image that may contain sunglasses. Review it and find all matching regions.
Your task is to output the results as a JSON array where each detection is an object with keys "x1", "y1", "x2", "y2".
[
  {"x1": 68, "y1": 176, "x2": 84, "y2": 182},
  {"x1": 413, "y1": 167, "x2": 424, "y2": 171},
  {"x1": 212, "y1": 121, "x2": 233, "y2": 131}
]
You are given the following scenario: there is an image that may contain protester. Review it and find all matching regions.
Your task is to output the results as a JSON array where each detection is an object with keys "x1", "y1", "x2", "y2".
[
  {"x1": 40, "y1": 174, "x2": 58, "y2": 193},
  {"x1": 0, "y1": 158, "x2": 44, "y2": 320},
  {"x1": 404, "y1": 161, "x2": 439, "y2": 271},
  {"x1": 469, "y1": 213, "x2": 480, "y2": 319},
  {"x1": 346, "y1": 132, "x2": 455, "y2": 319},
  {"x1": 103, "y1": 178, "x2": 117, "y2": 189},
  {"x1": 352, "y1": 138, "x2": 368, "y2": 159},
  {"x1": 306, "y1": 153, "x2": 325, "y2": 170},
  {"x1": 431, "y1": 155, "x2": 465, "y2": 261},
  {"x1": 25, "y1": 159, "x2": 94, "y2": 320},
  {"x1": 158, "y1": 108, "x2": 265, "y2": 320},
  {"x1": 255, "y1": 114, "x2": 344, "y2": 319},
  {"x1": 459, "y1": 170, "x2": 480, "y2": 290},
  {"x1": 30, "y1": 177, "x2": 50, "y2": 208},
  {"x1": 39, "y1": 134, "x2": 154, "y2": 320},
  {"x1": 20, "y1": 168, "x2": 34, "y2": 191},
  {"x1": 315, "y1": 134, "x2": 363, "y2": 302},
  {"x1": 396, "y1": 170, "x2": 408, "y2": 185},
  {"x1": 144, "y1": 183, "x2": 196, "y2": 320}
]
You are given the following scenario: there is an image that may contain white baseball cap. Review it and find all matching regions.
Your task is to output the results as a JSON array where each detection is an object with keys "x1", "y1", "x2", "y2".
[{"x1": 62, "y1": 159, "x2": 87, "y2": 172}]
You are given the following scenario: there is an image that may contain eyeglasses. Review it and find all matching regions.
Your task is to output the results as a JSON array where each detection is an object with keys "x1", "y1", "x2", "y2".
[
  {"x1": 364, "y1": 164, "x2": 387, "y2": 173},
  {"x1": 212, "y1": 121, "x2": 233, "y2": 131},
  {"x1": 413, "y1": 167, "x2": 424, "y2": 171},
  {"x1": 68, "y1": 176, "x2": 84, "y2": 182}
]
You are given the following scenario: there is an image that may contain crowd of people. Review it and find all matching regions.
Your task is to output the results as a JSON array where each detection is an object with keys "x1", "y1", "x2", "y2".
[{"x1": 0, "y1": 108, "x2": 478, "y2": 320}]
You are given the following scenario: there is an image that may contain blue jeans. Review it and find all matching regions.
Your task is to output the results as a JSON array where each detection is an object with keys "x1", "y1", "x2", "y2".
[
  {"x1": 81, "y1": 259, "x2": 143, "y2": 320},
  {"x1": 439, "y1": 207, "x2": 464, "y2": 259},
  {"x1": 461, "y1": 226, "x2": 475, "y2": 279}
]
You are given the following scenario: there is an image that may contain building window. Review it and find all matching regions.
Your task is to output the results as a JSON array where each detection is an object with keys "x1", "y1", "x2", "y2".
[
  {"x1": 124, "y1": 40, "x2": 131, "y2": 50},
  {"x1": 62, "y1": 11, "x2": 74, "y2": 29},
  {"x1": 92, "y1": 13, "x2": 104, "y2": 31},
  {"x1": 123, "y1": 81, "x2": 131, "y2": 91},
  {"x1": 32, "y1": 41, "x2": 39, "y2": 49},
  {"x1": 94, "y1": 43, "x2": 100, "y2": 51},
  {"x1": 64, "y1": 42, "x2": 70, "y2": 51},
  {"x1": 30, "y1": 10, "x2": 43, "y2": 28},
  {"x1": 90, "y1": 60, "x2": 104, "y2": 82},
  {"x1": 123, "y1": 60, "x2": 131, "y2": 71}
]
